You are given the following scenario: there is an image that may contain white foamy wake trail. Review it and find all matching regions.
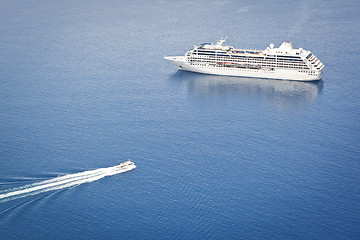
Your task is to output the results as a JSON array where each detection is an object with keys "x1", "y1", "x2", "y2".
[{"x1": 0, "y1": 165, "x2": 131, "y2": 203}]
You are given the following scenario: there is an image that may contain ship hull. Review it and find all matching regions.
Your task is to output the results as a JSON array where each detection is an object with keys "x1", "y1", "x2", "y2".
[{"x1": 164, "y1": 56, "x2": 322, "y2": 81}]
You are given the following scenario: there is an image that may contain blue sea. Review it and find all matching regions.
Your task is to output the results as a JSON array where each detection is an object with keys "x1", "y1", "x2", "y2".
[{"x1": 1, "y1": 0, "x2": 360, "y2": 239}]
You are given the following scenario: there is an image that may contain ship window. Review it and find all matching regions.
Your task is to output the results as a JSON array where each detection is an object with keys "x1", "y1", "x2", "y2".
[
  {"x1": 277, "y1": 55, "x2": 301, "y2": 59},
  {"x1": 216, "y1": 54, "x2": 229, "y2": 57},
  {"x1": 198, "y1": 53, "x2": 216, "y2": 56}
]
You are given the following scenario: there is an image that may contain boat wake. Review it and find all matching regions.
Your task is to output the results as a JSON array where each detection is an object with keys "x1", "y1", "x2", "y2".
[{"x1": 0, "y1": 163, "x2": 135, "y2": 203}]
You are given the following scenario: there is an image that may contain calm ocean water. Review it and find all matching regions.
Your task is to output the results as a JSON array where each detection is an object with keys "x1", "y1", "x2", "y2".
[{"x1": 1, "y1": 0, "x2": 360, "y2": 239}]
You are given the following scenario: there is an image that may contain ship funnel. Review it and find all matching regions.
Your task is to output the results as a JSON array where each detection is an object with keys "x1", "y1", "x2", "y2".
[
  {"x1": 217, "y1": 37, "x2": 227, "y2": 45},
  {"x1": 279, "y1": 41, "x2": 293, "y2": 52}
]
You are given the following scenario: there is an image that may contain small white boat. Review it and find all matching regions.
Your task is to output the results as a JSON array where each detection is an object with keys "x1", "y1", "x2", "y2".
[{"x1": 114, "y1": 160, "x2": 136, "y2": 172}]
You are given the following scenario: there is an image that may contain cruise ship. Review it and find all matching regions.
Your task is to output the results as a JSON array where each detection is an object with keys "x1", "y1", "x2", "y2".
[{"x1": 164, "y1": 38, "x2": 324, "y2": 81}]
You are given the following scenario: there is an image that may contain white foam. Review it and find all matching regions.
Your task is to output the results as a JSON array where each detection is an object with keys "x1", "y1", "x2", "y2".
[{"x1": 0, "y1": 165, "x2": 135, "y2": 202}]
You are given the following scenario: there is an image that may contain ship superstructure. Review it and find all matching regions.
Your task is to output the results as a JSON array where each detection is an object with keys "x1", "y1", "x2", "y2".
[{"x1": 164, "y1": 38, "x2": 324, "y2": 81}]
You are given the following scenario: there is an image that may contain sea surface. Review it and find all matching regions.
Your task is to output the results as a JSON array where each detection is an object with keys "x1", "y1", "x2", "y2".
[{"x1": 1, "y1": 0, "x2": 360, "y2": 239}]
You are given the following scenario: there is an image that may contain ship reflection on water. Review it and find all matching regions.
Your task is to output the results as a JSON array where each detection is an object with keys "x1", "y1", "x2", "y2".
[{"x1": 169, "y1": 70, "x2": 323, "y2": 109}]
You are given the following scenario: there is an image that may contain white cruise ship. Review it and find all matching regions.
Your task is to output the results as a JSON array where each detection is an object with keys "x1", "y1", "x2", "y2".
[{"x1": 164, "y1": 38, "x2": 324, "y2": 81}]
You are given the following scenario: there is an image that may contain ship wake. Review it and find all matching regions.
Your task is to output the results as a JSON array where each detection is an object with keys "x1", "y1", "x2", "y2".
[{"x1": 0, "y1": 165, "x2": 130, "y2": 203}]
